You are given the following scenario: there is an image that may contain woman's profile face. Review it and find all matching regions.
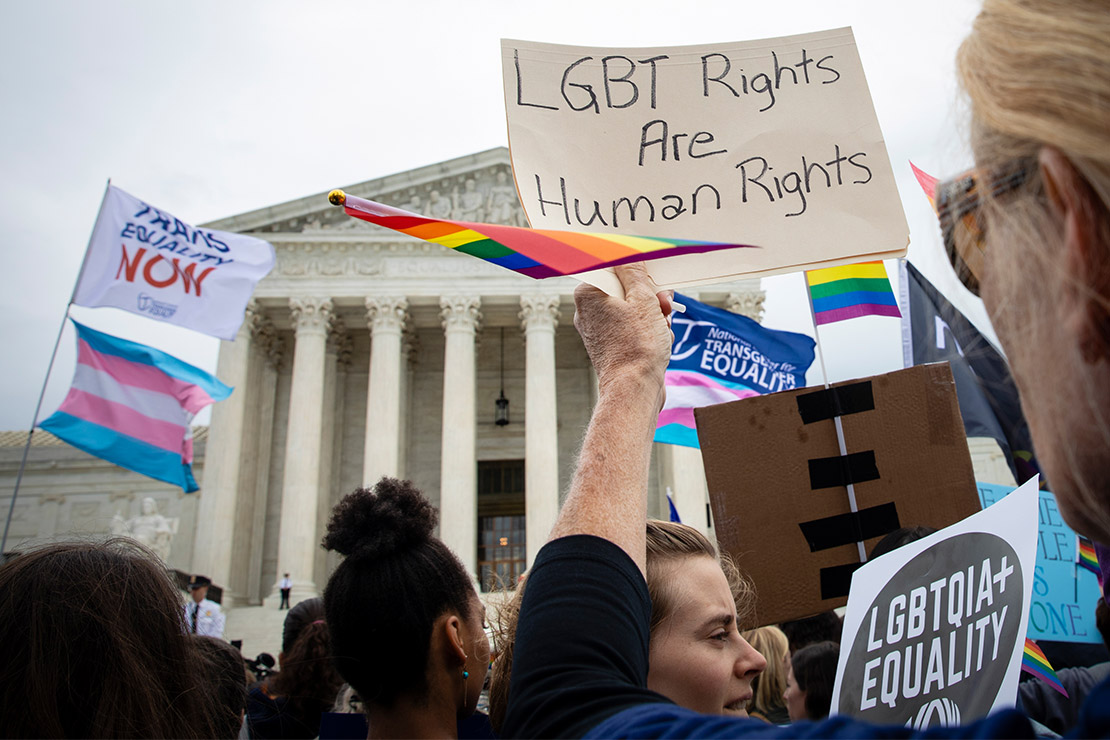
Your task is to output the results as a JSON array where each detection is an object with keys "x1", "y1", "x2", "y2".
[
  {"x1": 783, "y1": 658, "x2": 807, "y2": 722},
  {"x1": 646, "y1": 555, "x2": 765, "y2": 716}
]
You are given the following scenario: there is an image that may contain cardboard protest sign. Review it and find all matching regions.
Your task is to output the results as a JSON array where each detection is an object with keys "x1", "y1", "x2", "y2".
[
  {"x1": 696, "y1": 364, "x2": 981, "y2": 627},
  {"x1": 502, "y1": 28, "x2": 908, "y2": 295},
  {"x1": 978, "y1": 482, "x2": 1104, "y2": 644},
  {"x1": 830, "y1": 478, "x2": 1039, "y2": 728}
]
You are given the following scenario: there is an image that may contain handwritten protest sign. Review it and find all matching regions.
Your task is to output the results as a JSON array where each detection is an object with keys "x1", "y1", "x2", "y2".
[
  {"x1": 831, "y1": 478, "x2": 1038, "y2": 729},
  {"x1": 502, "y1": 28, "x2": 908, "y2": 294},
  {"x1": 978, "y1": 482, "x2": 1103, "y2": 644}
]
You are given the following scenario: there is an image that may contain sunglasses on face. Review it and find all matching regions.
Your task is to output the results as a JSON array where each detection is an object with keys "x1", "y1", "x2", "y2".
[{"x1": 935, "y1": 159, "x2": 1032, "y2": 297}]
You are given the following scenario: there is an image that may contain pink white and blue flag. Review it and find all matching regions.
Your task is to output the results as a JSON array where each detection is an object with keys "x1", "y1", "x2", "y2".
[
  {"x1": 39, "y1": 320, "x2": 231, "y2": 492},
  {"x1": 655, "y1": 295, "x2": 816, "y2": 448}
]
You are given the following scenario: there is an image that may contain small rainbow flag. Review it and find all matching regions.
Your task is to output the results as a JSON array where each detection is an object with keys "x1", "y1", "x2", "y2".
[
  {"x1": 910, "y1": 161, "x2": 939, "y2": 210},
  {"x1": 805, "y1": 261, "x2": 901, "y2": 325},
  {"x1": 327, "y1": 190, "x2": 755, "y2": 279},
  {"x1": 1021, "y1": 638, "x2": 1068, "y2": 697},
  {"x1": 1077, "y1": 535, "x2": 1102, "y2": 579}
]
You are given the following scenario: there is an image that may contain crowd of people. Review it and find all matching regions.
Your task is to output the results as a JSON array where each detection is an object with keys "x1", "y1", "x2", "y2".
[{"x1": 2, "y1": 0, "x2": 1110, "y2": 736}]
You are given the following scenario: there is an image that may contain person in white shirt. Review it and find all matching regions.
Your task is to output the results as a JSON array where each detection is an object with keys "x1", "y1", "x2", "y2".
[
  {"x1": 184, "y1": 574, "x2": 225, "y2": 638},
  {"x1": 279, "y1": 573, "x2": 292, "y2": 610}
]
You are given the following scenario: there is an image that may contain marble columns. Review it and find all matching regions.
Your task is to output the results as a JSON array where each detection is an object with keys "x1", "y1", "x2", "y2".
[
  {"x1": 192, "y1": 306, "x2": 255, "y2": 600},
  {"x1": 438, "y1": 296, "x2": 481, "y2": 579},
  {"x1": 520, "y1": 295, "x2": 561, "y2": 565},
  {"x1": 269, "y1": 296, "x2": 332, "y2": 604},
  {"x1": 363, "y1": 297, "x2": 409, "y2": 484}
]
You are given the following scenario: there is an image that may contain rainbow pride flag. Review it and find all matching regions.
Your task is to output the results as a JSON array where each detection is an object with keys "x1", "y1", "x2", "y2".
[
  {"x1": 805, "y1": 261, "x2": 901, "y2": 325},
  {"x1": 328, "y1": 190, "x2": 755, "y2": 279},
  {"x1": 910, "y1": 161, "x2": 939, "y2": 210},
  {"x1": 1077, "y1": 535, "x2": 1102, "y2": 579},
  {"x1": 1021, "y1": 638, "x2": 1068, "y2": 697}
]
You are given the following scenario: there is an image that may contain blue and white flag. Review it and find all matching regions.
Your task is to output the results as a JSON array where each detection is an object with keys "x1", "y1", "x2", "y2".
[
  {"x1": 73, "y1": 186, "x2": 275, "y2": 340},
  {"x1": 655, "y1": 294, "x2": 816, "y2": 448}
]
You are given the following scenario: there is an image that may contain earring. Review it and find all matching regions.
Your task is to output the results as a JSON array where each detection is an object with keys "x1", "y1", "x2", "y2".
[{"x1": 463, "y1": 670, "x2": 470, "y2": 679}]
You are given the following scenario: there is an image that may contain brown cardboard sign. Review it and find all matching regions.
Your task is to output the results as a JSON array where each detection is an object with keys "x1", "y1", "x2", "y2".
[{"x1": 695, "y1": 363, "x2": 981, "y2": 628}]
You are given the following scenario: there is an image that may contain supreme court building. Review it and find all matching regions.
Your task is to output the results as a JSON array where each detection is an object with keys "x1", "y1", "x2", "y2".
[
  {"x1": 0, "y1": 148, "x2": 1016, "y2": 606},
  {"x1": 191, "y1": 147, "x2": 767, "y2": 607}
]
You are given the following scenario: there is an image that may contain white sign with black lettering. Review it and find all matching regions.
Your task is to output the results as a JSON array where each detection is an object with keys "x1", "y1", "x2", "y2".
[{"x1": 830, "y1": 477, "x2": 1038, "y2": 729}]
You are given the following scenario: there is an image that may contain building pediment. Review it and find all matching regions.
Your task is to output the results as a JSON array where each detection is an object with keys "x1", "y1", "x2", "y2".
[{"x1": 203, "y1": 147, "x2": 524, "y2": 235}]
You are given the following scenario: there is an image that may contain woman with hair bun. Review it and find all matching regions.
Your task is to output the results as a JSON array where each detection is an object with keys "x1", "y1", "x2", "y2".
[{"x1": 322, "y1": 477, "x2": 490, "y2": 739}]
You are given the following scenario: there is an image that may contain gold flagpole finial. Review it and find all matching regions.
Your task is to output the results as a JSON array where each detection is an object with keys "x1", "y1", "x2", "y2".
[{"x1": 328, "y1": 189, "x2": 346, "y2": 206}]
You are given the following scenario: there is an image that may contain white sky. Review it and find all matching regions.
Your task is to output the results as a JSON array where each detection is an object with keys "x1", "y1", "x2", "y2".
[{"x1": 0, "y1": 0, "x2": 994, "y2": 432}]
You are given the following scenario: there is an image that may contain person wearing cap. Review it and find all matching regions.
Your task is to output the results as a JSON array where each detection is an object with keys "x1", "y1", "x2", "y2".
[{"x1": 184, "y1": 574, "x2": 226, "y2": 638}]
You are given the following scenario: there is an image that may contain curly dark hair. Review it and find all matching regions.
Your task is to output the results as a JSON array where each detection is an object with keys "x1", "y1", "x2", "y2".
[
  {"x1": 322, "y1": 477, "x2": 474, "y2": 708},
  {"x1": 0, "y1": 539, "x2": 219, "y2": 737}
]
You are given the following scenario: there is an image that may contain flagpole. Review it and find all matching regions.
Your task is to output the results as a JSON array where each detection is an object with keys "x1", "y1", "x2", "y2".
[
  {"x1": 804, "y1": 272, "x2": 868, "y2": 564},
  {"x1": 1, "y1": 180, "x2": 112, "y2": 560}
]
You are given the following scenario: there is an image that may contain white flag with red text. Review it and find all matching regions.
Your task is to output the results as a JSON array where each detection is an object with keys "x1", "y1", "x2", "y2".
[{"x1": 73, "y1": 185, "x2": 274, "y2": 340}]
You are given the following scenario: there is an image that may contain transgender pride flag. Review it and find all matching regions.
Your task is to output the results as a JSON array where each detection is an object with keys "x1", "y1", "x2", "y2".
[
  {"x1": 655, "y1": 295, "x2": 815, "y2": 448},
  {"x1": 40, "y1": 320, "x2": 231, "y2": 492}
]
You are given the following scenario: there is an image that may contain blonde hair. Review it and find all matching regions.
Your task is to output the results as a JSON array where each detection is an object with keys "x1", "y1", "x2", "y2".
[
  {"x1": 957, "y1": 0, "x2": 1110, "y2": 540},
  {"x1": 741, "y1": 626, "x2": 789, "y2": 721},
  {"x1": 645, "y1": 519, "x2": 756, "y2": 632},
  {"x1": 487, "y1": 520, "x2": 756, "y2": 733}
]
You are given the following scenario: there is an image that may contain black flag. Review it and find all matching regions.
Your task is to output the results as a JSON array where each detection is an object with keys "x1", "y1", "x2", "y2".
[{"x1": 900, "y1": 261, "x2": 1041, "y2": 484}]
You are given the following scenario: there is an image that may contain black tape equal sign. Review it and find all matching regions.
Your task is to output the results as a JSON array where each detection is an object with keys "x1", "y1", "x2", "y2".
[{"x1": 795, "y1": 381, "x2": 900, "y2": 600}]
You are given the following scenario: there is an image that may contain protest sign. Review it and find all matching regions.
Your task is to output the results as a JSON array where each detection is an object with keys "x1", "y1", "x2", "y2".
[
  {"x1": 978, "y1": 482, "x2": 1103, "y2": 644},
  {"x1": 502, "y1": 28, "x2": 908, "y2": 294},
  {"x1": 73, "y1": 185, "x2": 275, "y2": 340},
  {"x1": 831, "y1": 478, "x2": 1039, "y2": 729},
  {"x1": 696, "y1": 364, "x2": 981, "y2": 627}
]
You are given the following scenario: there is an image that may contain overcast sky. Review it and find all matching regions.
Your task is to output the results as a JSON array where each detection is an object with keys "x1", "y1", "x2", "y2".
[{"x1": 0, "y1": 0, "x2": 991, "y2": 433}]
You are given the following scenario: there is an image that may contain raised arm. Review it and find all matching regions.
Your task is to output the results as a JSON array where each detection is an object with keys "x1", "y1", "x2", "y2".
[{"x1": 548, "y1": 262, "x2": 673, "y2": 574}]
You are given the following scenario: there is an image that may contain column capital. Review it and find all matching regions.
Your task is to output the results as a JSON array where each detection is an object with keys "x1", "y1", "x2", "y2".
[
  {"x1": 366, "y1": 296, "x2": 409, "y2": 335},
  {"x1": 725, "y1": 289, "x2": 766, "y2": 323},
  {"x1": 248, "y1": 306, "x2": 286, "y2": 370},
  {"x1": 440, "y1": 295, "x2": 482, "y2": 334},
  {"x1": 519, "y1": 294, "x2": 561, "y2": 333},
  {"x1": 290, "y1": 297, "x2": 334, "y2": 337},
  {"x1": 402, "y1": 328, "x2": 420, "y2": 369},
  {"x1": 243, "y1": 299, "x2": 265, "y2": 338},
  {"x1": 326, "y1": 316, "x2": 353, "y2": 367},
  {"x1": 40, "y1": 493, "x2": 66, "y2": 505}
]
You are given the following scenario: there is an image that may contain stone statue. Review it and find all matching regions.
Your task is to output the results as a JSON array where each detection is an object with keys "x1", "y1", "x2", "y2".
[
  {"x1": 427, "y1": 189, "x2": 453, "y2": 220},
  {"x1": 452, "y1": 179, "x2": 485, "y2": 222},
  {"x1": 404, "y1": 194, "x2": 423, "y2": 213},
  {"x1": 487, "y1": 171, "x2": 521, "y2": 225},
  {"x1": 112, "y1": 497, "x2": 179, "y2": 562}
]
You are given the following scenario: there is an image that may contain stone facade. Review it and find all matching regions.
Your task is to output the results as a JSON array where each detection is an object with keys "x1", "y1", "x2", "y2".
[
  {"x1": 0, "y1": 147, "x2": 1017, "y2": 608},
  {"x1": 189, "y1": 147, "x2": 764, "y2": 606}
]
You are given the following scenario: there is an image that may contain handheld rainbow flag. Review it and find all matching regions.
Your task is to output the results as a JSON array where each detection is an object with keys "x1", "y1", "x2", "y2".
[
  {"x1": 805, "y1": 261, "x2": 901, "y2": 325},
  {"x1": 910, "y1": 161, "x2": 939, "y2": 210},
  {"x1": 327, "y1": 190, "x2": 755, "y2": 279},
  {"x1": 1021, "y1": 638, "x2": 1068, "y2": 697},
  {"x1": 1077, "y1": 535, "x2": 1102, "y2": 579}
]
